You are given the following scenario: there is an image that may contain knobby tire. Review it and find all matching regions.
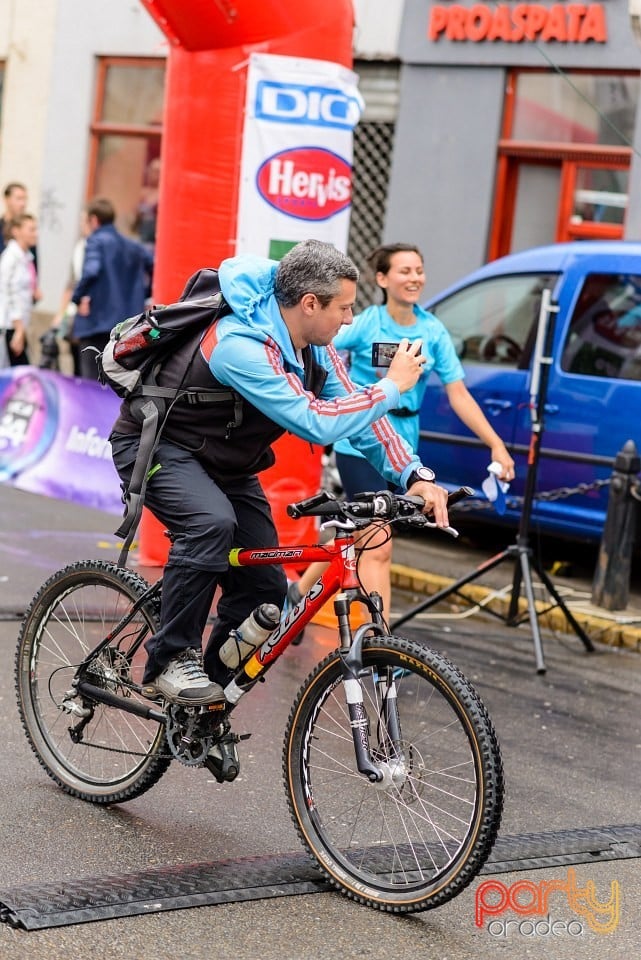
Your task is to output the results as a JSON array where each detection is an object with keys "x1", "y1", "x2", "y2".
[
  {"x1": 15, "y1": 560, "x2": 170, "y2": 804},
  {"x1": 283, "y1": 634, "x2": 504, "y2": 913}
]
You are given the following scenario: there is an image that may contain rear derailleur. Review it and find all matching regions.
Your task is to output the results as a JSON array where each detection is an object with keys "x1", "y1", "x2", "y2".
[{"x1": 165, "y1": 704, "x2": 249, "y2": 783}]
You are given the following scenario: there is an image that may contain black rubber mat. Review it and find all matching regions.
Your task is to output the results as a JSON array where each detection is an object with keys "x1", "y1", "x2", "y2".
[
  {"x1": 1, "y1": 824, "x2": 639, "y2": 930},
  {"x1": 484, "y1": 822, "x2": 641, "y2": 874},
  {"x1": 0, "y1": 852, "x2": 330, "y2": 930}
]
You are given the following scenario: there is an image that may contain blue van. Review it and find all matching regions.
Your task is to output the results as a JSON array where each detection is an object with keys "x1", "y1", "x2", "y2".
[{"x1": 419, "y1": 241, "x2": 641, "y2": 542}]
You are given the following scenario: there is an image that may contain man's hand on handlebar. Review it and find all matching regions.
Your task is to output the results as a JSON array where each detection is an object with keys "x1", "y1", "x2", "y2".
[
  {"x1": 287, "y1": 487, "x2": 473, "y2": 539},
  {"x1": 406, "y1": 479, "x2": 450, "y2": 529}
]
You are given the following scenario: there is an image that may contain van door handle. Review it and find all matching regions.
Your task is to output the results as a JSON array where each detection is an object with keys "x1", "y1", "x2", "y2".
[
  {"x1": 482, "y1": 398, "x2": 513, "y2": 415},
  {"x1": 544, "y1": 404, "x2": 559, "y2": 415}
]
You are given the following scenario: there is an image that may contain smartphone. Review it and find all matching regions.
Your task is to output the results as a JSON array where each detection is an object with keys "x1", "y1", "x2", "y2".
[{"x1": 371, "y1": 342, "x2": 400, "y2": 367}]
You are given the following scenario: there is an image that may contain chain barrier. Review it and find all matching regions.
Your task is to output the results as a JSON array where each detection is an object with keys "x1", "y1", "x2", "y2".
[
  {"x1": 321, "y1": 454, "x2": 618, "y2": 514},
  {"x1": 452, "y1": 476, "x2": 612, "y2": 513}
]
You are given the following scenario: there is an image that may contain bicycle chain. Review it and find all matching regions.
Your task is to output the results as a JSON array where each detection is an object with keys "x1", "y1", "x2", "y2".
[
  {"x1": 68, "y1": 678, "x2": 228, "y2": 762},
  {"x1": 67, "y1": 674, "x2": 175, "y2": 759},
  {"x1": 70, "y1": 739, "x2": 173, "y2": 759}
]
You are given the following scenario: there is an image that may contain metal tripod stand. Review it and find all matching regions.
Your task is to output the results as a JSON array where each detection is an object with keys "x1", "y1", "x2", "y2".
[{"x1": 391, "y1": 290, "x2": 595, "y2": 674}]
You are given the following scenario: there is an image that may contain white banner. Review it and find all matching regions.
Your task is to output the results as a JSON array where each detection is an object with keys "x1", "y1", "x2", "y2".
[{"x1": 236, "y1": 53, "x2": 363, "y2": 258}]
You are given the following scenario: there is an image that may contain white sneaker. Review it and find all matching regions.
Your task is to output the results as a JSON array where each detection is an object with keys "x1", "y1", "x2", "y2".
[{"x1": 143, "y1": 649, "x2": 225, "y2": 704}]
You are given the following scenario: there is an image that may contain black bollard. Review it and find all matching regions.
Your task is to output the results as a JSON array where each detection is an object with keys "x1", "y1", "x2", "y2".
[{"x1": 592, "y1": 439, "x2": 640, "y2": 611}]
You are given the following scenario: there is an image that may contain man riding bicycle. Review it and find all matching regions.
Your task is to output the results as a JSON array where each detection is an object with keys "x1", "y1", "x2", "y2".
[{"x1": 110, "y1": 239, "x2": 449, "y2": 705}]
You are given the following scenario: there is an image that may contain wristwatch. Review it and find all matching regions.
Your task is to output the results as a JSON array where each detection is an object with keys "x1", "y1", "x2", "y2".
[{"x1": 407, "y1": 466, "x2": 436, "y2": 487}]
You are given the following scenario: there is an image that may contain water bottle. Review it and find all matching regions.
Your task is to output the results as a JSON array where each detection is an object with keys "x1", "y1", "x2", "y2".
[
  {"x1": 218, "y1": 602, "x2": 280, "y2": 670},
  {"x1": 113, "y1": 317, "x2": 160, "y2": 361}
]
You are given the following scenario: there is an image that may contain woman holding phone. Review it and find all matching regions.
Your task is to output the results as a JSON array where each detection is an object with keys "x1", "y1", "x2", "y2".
[{"x1": 287, "y1": 242, "x2": 514, "y2": 628}]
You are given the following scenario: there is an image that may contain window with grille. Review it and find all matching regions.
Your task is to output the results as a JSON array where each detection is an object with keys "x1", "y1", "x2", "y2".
[
  {"x1": 348, "y1": 120, "x2": 396, "y2": 312},
  {"x1": 347, "y1": 62, "x2": 399, "y2": 313}
]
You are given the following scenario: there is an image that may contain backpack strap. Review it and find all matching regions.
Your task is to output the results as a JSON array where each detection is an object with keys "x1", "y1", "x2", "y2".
[
  {"x1": 114, "y1": 399, "x2": 163, "y2": 566},
  {"x1": 114, "y1": 293, "x2": 242, "y2": 567},
  {"x1": 114, "y1": 386, "x2": 244, "y2": 567},
  {"x1": 137, "y1": 383, "x2": 237, "y2": 404}
]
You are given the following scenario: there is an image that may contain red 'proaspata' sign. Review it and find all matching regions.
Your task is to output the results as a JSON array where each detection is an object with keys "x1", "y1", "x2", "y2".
[
  {"x1": 429, "y1": 3, "x2": 607, "y2": 43},
  {"x1": 256, "y1": 147, "x2": 352, "y2": 221}
]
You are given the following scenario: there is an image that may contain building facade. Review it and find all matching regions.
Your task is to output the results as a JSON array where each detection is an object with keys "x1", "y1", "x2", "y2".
[
  {"x1": 2, "y1": 0, "x2": 640, "y2": 314},
  {"x1": 386, "y1": 0, "x2": 641, "y2": 294},
  {"x1": 0, "y1": 0, "x2": 403, "y2": 315},
  {"x1": 0, "y1": 0, "x2": 165, "y2": 314}
]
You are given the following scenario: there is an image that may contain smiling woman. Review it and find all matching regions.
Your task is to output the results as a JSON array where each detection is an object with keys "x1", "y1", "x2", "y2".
[{"x1": 290, "y1": 242, "x2": 515, "y2": 620}]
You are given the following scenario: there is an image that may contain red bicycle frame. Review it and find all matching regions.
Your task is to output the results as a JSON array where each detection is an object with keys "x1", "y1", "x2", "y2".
[{"x1": 226, "y1": 530, "x2": 370, "y2": 692}]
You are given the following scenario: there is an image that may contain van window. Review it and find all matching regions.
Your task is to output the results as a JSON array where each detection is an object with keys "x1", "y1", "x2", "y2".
[
  {"x1": 430, "y1": 273, "x2": 558, "y2": 368},
  {"x1": 562, "y1": 273, "x2": 641, "y2": 381}
]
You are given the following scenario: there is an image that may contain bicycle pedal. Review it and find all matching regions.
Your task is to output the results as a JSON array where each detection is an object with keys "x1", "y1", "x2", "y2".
[{"x1": 205, "y1": 737, "x2": 241, "y2": 783}]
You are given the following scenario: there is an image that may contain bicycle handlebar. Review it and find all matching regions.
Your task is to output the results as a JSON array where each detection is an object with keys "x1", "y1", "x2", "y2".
[{"x1": 287, "y1": 486, "x2": 474, "y2": 531}]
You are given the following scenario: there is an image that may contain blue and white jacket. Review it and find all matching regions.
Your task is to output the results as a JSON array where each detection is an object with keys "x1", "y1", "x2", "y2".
[{"x1": 114, "y1": 255, "x2": 424, "y2": 487}]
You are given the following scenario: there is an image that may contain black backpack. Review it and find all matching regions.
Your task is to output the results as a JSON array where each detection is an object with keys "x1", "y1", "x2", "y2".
[
  {"x1": 97, "y1": 266, "x2": 230, "y2": 403},
  {"x1": 102, "y1": 267, "x2": 238, "y2": 565}
]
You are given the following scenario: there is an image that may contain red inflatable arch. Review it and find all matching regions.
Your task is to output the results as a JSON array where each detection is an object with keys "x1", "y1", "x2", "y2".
[
  {"x1": 140, "y1": 0, "x2": 354, "y2": 301},
  {"x1": 136, "y1": 0, "x2": 355, "y2": 568}
]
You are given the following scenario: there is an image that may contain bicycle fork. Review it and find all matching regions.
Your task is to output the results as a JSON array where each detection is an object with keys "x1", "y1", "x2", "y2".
[{"x1": 336, "y1": 593, "x2": 404, "y2": 785}]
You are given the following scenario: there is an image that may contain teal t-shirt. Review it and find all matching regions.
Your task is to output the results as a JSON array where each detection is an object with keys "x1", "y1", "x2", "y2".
[{"x1": 333, "y1": 303, "x2": 464, "y2": 458}]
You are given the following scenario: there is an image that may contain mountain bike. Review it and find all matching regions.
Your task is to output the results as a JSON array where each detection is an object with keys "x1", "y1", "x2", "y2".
[{"x1": 15, "y1": 487, "x2": 504, "y2": 913}]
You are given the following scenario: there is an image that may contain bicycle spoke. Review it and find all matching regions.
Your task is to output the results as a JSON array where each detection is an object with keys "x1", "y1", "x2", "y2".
[
  {"x1": 285, "y1": 636, "x2": 503, "y2": 911},
  {"x1": 16, "y1": 562, "x2": 171, "y2": 803}
]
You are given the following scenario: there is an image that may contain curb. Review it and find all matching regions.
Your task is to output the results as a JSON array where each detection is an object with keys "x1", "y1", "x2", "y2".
[{"x1": 390, "y1": 563, "x2": 641, "y2": 653}]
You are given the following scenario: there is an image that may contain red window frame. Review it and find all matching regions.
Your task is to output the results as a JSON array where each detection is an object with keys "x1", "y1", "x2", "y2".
[
  {"x1": 86, "y1": 55, "x2": 165, "y2": 200},
  {"x1": 489, "y1": 69, "x2": 635, "y2": 261}
]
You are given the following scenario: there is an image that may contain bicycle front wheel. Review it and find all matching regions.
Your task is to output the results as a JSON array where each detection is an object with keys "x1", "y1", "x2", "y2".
[
  {"x1": 284, "y1": 635, "x2": 503, "y2": 913},
  {"x1": 15, "y1": 560, "x2": 170, "y2": 804}
]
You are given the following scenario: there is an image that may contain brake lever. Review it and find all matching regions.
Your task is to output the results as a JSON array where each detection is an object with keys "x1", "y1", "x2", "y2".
[
  {"x1": 436, "y1": 485, "x2": 473, "y2": 536},
  {"x1": 414, "y1": 517, "x2": 459, "y2": 538},
  {"x1": 400, "y1": 485, "x2": 473, "y2": 537}
]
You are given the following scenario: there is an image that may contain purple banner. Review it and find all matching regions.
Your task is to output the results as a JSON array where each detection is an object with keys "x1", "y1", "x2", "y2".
[{"x1": 0, "y1": 367, "x2": 123, "y2": 514}]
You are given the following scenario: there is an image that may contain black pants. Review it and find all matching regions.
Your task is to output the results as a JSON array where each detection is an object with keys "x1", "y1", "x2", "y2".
[
  {"x1": 110, "y1": 434, "x2": 287, "y2": 683},
  {"x1": 5, "y1": 329, "x2": 29, "y2": 365}
]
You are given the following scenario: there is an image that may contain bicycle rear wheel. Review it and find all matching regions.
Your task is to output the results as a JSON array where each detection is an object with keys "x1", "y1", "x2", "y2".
[
  {"x1": 15, "y1": 560, "x2": 170, "y2": 804},
  {"x1": 284, "y1": 634, "x2": 503, "y2": 913}
]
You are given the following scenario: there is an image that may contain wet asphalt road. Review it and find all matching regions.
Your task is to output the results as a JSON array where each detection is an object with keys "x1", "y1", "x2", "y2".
[{"x1": 0, "y1": 486, "x2": 640, "y2": 959}]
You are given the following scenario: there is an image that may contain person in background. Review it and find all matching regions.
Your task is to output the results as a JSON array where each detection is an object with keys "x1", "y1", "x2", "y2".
[
  {"x1": 133, "y1": 157, "x2": 161, "y2": 248},
  {"x1": 287, "y1": 242, "x2": 515, "y2": 627},
  {"x1": 1, "y1": 183, "x2": 27, "y2": 254},
  {"x1": 44, "y1": 210, "x2": 92, "y2": 376},
  {"x1": 71, "y1": 197, "x2": 154, "y2": 380},
  {"x1": 0, "y1": 213, "x2": 40, "y2": 365}
]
